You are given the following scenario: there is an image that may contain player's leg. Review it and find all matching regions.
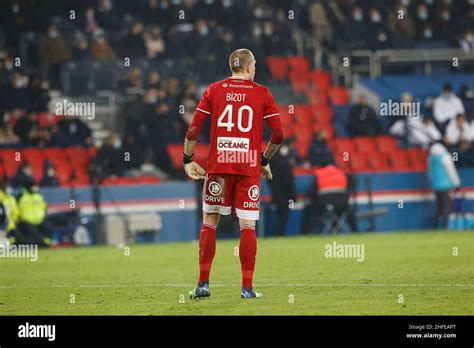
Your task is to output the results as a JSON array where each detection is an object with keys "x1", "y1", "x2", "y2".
[
  {"x1": 234, "y1": 176, "x2": 263, "y2": 298},
  {"x1": 190, "y1": 175, "x2": 232, "y2": 299}
]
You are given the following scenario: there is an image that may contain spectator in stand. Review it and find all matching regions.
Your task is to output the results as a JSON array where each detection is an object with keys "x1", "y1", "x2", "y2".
[
  {"x1": 40, "y1": 161, "x2": 60, "y2": 187},
  {"x1": 46, "y1": 123, "x2": 69, "y2": 147},
  {"x1": 427, "y1": 141, "x2": 460, "y2": 228},
  {"x1": 144, "y1": 25, "x2": 166, "y2": 60},
  {"x1": 57, "y1": 116, "x2": 93, "y2": 147},
  {"x1": 93, "y1": 133, "x2": 124, "y2": 178},
  {"x1": 38, "y1": 24, "x2": 71, "y2": 89},
  {"x1": 27, "y1": 75, "x2": 50, "y2": 113},
  {"x1": 414, "y1": 3, "x2": 431, "y2": 37},
  {"x1": 84, "y1": 7, "x2": 100, "y2": 35},
  {"x1": 433, "y1": 83, "x2": 465, "y2": 133},
  {"x1": 435, "y1": 4, "x2": 454, "y2": 40},
  {"x1": 307, "y1": 130, "x2": 334, "y2": 167},
  {"x1": 387, "y1": 1, "x2": 416, "y2": 48},
  {"x1": 347, "y1": 94, "x2": 383, "y2": 136},
  {"x1": 118, "y1": 67, "x2": 144, "y2": 94},
  {"x1": 460, "y1": 29, "x2": 474, "y2": 52},
  {"x1": 72, "y1": 34, "x2": 91, "y2": 60},
  {"x1": 146, "y1": 71, "x2": 162, "y2": 89},
  {"x1": 444, "y1": 113, "x2": 474, "y2": 166},
  {"x1": 89, "y1": 32, "x2": 116, "y2": 61},
  {"x1": 12, "y1": 161, "x2": 34, "y2": 188},
  {"x1": 120, "y1": 21, "x2": 147, "y2": 58},
  {"x1": 121, "y1": 133, "x2": 145, "y2": 176},
  {"x1": 459, "y1": 85, "x2": 474, "y2": 123},
  {"x1": 1, "y1": 71, "x2": 31, "y2": 111},
  {"x1": 343, "y1": 6, "x2": 368, "y2": 49},
  {"x1": 309, "y1": 1, "x2": 331, "y2": 45},
  {"x1": 13, "y1": 112, "x2": 44, "y2": 146}
]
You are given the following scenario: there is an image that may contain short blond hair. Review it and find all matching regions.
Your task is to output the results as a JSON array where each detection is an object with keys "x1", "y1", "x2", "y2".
[{"x1": 229, "y1": 48, "x2": 254, "y2": 73}]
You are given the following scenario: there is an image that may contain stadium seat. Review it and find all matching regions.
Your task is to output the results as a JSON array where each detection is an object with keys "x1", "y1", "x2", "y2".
[
  {"x1": 307, "y1": 90, "x2": 329, "y2": 107},
  {"x1": 329, "y1": 86, "x2": 350, "y2": 105},
  {"x1": 167, "y1": 144, "x2": 184, "y2": 170},
  {"x1": 293, "y1": 166, "x2": 313, "y2": 176},
  {"x1": 55, "y1": 162, "x2": 73, "y2": 185},
  {"x1": 309, "y1": 69, "x2": 331, "y2": 91},
  {"x1": 31, "y1": 165, "x2": 43, "y2": 183},
  {"x1": 406, "y1": 147, "x2": 428, "y2": 171},
  {"x1": 389, "y1": 151, "x2": 412, "y2": 171},
  {"x1": 136, "y1": 176, "x2": 160, "y2": 184},
  {"x1": 37, "y1": 112, "x2": 58, "y2": 128},
  {"x1": 294, "y1": 105, "x2": 312, "y2": 125},
  {"x1": 368, "y1": 152, "x2": 391, "y2": 172},
  {"x1": 294, "y1": 125, "x2": 313, "y2": 160},
  {"x1": 375, "y1": 135, "x2": 399, "y2": 152},
  {"x1": 333, "y1": 152, "x2": 352, "y2": 173},
  {"x1": 22, "y1": 148, "x2": 46, "y2": 168},
  {"x1": 287, "y1": 56, "x2": 309, "y2": 75},
  {"x1": 313, "y1": 106, "x2": 333, "y2": 124},
  {"x1": 288, "y1": 71, "x2": 310, "y2": 96},
  {"x1": 348, "y1": 152, "x2": 371, "y2": 172},
  {"x1": 44, "y1": 148, "x2": 68, "y2": 163},
  {"x1": 329, "y1": 137, "x2": 355, "y2": 154},
  {"x1": 265, "y1": 57, "x2": 289, "y2": 81},
  {"x1": 0, "y1": 149, "x2": 22, "y2": 177},
  {"x1": 353, "y1": 136, "x2": 377, "y2": 153}
]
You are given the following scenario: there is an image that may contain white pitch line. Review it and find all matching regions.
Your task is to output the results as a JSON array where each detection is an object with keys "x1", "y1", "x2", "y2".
[{"x1": 1, "y1": 283, "x2": 473, "y2": 289}]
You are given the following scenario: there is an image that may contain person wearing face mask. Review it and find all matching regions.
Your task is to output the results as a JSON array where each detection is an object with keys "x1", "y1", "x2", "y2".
[
  {"x1": 38, "y1": 24, "x2": 71, "y2": 89},
  {"x1": 16, "y1": 179, "x2": 52, "y2": 247},
  {"x1": 343, "y1": 7, "x2": 368, "y2": 49},
  {"x1": 40, "y1": 162, "x2": 60, "y2": 187},
  {"x1": 12, "y1": 161, "x2": 34, "y2": 188},
  {"x1": 92, "y1": 133, "x2": 125, "y2": 178},
  {"x1": 433, "y1": 83, "x2": 465, "y2": 132},
  {"x1": 414, "y1": 3, "x2": 430, "y2": 35}
]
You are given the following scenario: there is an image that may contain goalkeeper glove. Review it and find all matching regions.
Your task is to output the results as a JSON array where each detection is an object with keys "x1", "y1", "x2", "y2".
[
  {"x1": 183, "y1": 153, "x2": 206, "y2": 180},
  {"x1": 261, "y1": 153, "x2": 273, "y2": 180}
]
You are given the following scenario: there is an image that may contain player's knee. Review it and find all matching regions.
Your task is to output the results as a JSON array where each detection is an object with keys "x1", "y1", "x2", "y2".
[
  {"x1": 239, "y1": 219, "x2": 256, "y2": 230},
  {"x1": 203, "y1": 212, "x2": 220, "y2": 227}
]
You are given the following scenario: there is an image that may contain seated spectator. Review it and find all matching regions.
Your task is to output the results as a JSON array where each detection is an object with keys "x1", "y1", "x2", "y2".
[
  {"x1": 144, "y1": 25, "x2": 166, "y2": 60},
  {"x1": 118, "y1": 67, "x2": 144, "y2": 94},
  {"x1": 92, "y1": 133, "x2": 124, "y2": 178},
  {"x1": 17, "y1": 180, "x2": 52, "y2": 247},
  {"x1": 38, "y1": 24, "x2": 71, "y2": 89},
  {"x1": 27, "y1": 75, "x2": 50, "y2": 113},
  {"x1": 12, "y1": 161, "x2": 34, "y2": 188},
  {"x1": 459, "y1": 29, "x2": 474, "y2": 52},
  {"x1": 0, "y1": 123, "x2": 18, "y2": 145},
  {"x1": 1, "y1": 71, "x2": 31, "y2": 111},
  {"x1": 444, "y1": 113, "x2": 474, "y2": 166},
  {"x1": 120, "y1": 21, "x2": 146, "y2": 58},
  {"x1": 307, "y1": 130, "x2": 334, "y2": 167},
  {"x1": 13, "y1": 112, "x2": 45, "y2": 146},
  {"x1": 121, "y1": 133, "x2": 145, "y2": 176},
  {"x1": 146, "y1": 71, "x2": 162, "y2": 89},
  {"x1": 72, "y1": 34, "x2": 91, "y2": 60},
  {"x1": 347, "y1": 94, "x2": 383, "y2": 136},
  {"x1": 57, "y1": 116, "x2": 93, "y2": 146},
  {"x1": 433, "y1": 83, "x2": 465, "y2": 133},
  {"x1": 89, "y1": 32, "x2": 116, "y2": 61},
  {"x1": 459, "y1": 85, "x2": 474, "y2": 123},
  {"x1": 46, "y1": 123, "x2": 69, "y2": 147},
  {"x1": 40, "y1": 161, "x2": 60, "y2": 187}
]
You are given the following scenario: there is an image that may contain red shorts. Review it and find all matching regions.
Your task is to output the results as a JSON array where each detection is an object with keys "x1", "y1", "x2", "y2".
[{"x1": 202, "y1": 174, "x2": 261, "y2": 220}]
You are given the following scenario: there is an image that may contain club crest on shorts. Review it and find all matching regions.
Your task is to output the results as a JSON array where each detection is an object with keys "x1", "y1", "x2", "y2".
[
  {"x1": 248, "y1": 185, "x2": 260, "y2": 201},
  {"x1": 208, "y1": 181, "x2": 222, "y2": 196}
]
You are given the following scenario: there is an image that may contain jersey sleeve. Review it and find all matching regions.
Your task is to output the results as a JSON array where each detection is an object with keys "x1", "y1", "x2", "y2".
[
  {"x1": 196, "y1": 85, "x2": 212, "y2": 116},
  {"x1": 186, "y1": 85, "x2": 212, "y2": 141},
  {"x1": 263, "y1": 89, "x2": 279, "y2": 120}
]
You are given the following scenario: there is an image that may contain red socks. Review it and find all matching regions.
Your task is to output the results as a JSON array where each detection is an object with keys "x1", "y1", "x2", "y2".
[
  {"x1": 198, "y1": 224, "x2": 216, "y2": 284},
  {"x1": 239, "y1": 228, "x2": 257, "y2": 289}
]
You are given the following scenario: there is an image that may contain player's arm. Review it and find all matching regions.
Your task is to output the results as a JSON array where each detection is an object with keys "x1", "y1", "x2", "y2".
[
  {"x1": 261, "y1": 89, "x2": 283, "y2": 180},
  {"x1": 183, "y1": 87, "x2": 211, "y2": 180}
]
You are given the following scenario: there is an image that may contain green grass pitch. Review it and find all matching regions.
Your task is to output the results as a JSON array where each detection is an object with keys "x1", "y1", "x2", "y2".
[{"x1": 0, "y1": 230, "x2": 472, "y2": 315}]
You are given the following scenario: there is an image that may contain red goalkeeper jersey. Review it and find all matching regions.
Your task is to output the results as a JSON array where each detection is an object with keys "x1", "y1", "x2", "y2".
[{"x1": 193, "y1": 77, "x2": 280, "y2": 179}]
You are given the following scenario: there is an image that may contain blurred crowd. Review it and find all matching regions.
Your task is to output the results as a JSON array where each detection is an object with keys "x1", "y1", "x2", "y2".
[{"x1": 1, "y1": 0, "x2": 474, "y2": 179}]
